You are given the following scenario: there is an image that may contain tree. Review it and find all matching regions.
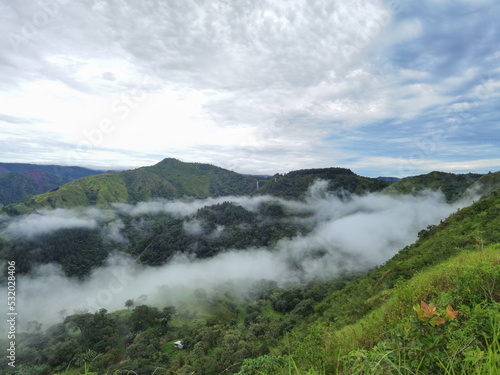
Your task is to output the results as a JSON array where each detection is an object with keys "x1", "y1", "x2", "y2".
[
  {"x1": 125, "y1": 299, "x2": 134, "y2": 310},
  {"x1": 130, "y1": 305, "x2": 161, "y2": 332},
  {"x1": 159, "y1": 306, "x2": 176, "y2": 331}
]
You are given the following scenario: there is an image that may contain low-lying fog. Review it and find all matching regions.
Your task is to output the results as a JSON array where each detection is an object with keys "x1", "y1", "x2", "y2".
[{"x1": 0, "y1": 181, "x2": 476, "y2": 330}]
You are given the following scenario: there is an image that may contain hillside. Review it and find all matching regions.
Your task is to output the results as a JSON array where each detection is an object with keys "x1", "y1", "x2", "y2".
[
  {"x1": 277, "y1": 187, "x2": 500, "y2": 373},
  {"x1": 255, "y1": 167, "x2": 392, "y2": 198},
  {"x1": 460, "y1": 171, "x2": 500, "y2": 201},
  {"x1": 383, "y1": 171, "x2": 483, "y2": 202},
  {"x1": 0, "y1": 159, "x2": 259, "y2": 214},
  {"x1": 0, "y1": 176, "x2": 498, "y2": 374},
  {"x1": 0, "y1": 173, "x2": 35, "y2": 204},
  {"x1": 1, "y1": 161, "x2": 499, "y2": 374},
  {"x1": 0, "y1": 162, "x2": 107, "y2": 180},
  {"x1": 0, "y1": 163, "x2": 107, "y2": 206}
]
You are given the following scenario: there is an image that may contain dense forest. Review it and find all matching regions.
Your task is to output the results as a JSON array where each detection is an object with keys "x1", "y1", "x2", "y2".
[{"x1": 0, "y1": 164, "x2": 499, "y2": 374}]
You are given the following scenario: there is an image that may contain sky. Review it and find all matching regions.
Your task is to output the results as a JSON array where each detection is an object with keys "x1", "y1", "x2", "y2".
[{"x1": 0, "y1": 0, "x2": 499, "y2": 177}]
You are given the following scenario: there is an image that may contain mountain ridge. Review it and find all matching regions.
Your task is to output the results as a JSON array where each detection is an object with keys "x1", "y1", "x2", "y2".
[
  {"x1": 2, "y1": 158, "x2": 498, "y2": 215},
  {"x1": 0, "y1": 162, "x2": 108, "y2": 206}
]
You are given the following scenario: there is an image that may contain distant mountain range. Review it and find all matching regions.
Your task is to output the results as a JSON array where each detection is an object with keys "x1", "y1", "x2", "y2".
[
  {"x1": 1, "y1": 159, "x2": 498, "y2": 214},
  {"x1": 0, "y1": 158, "x2": 258, "y2": 214},
  {"x1": 0, "y1": 163, "x2": 108, "y2": 206},
  {"x1": 383, "y1": 171, "x2": 484, "y2": 203},
  {"x1": 0, "y1": 159, "x2": 402, "y2": 214},
  {"x1": 1, "y1": 159, "x2": 499, "y2": 375}
]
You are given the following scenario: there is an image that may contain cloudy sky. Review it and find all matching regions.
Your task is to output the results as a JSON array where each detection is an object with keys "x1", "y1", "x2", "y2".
[{"x1": 0, "y1": 0, "x2": 499, "y2": 177}]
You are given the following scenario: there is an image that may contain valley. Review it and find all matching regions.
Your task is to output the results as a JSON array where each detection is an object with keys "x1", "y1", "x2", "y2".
[{"x1": 0, "y1": 159, "x2": 499, "y2": 374}]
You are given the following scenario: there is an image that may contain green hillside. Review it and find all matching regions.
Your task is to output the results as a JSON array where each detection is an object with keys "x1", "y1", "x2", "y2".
[
  {"x1": 0, "y1": 173, "x2": 40, "y2": 206},
  {"x1": 1, "y1": 164, "x2": 499, "y2": 374},
  {"x1": 383, "y1": 171, "x2": 483, "y2": 202},
  {"x1": 0, "y1": 163, "x2": 107, "y2": 206},
  {"x1": 460, "y1": 171, "x2": 500, "y2": 201},
  {"x1": 0, "y1": 158, "x2": 258, "y2": 214},
  {"x1": 255, "y1": 167, "x2": 392, "y2": 198},
  {"x1": 0, "y1": 172, "x2": 69, "y2": 206},
  {"x1": 1, "y1": 183, "x2": 498, "y2": 374}
]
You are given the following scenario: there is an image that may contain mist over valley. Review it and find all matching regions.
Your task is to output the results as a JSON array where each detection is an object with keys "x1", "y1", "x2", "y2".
[{"x1": 0, "y1": 175, "x2": 479, "y2": 329}]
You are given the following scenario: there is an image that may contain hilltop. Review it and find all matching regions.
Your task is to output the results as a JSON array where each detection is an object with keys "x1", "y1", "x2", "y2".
[
  {"x1": 0, "y1": 163, "x2": 107, "y2": 206},
  {"x1": 383, "y1": 171, "x2": 483, "y2": 202},
  {"x1": 254, "y1": 167, "x2": 392, "y2": 198},
  {"x1": 0, "y1": 158, "x2": 259, "y2": 214}
]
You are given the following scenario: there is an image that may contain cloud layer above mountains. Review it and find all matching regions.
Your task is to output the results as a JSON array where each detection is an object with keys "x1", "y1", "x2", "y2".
[{"x1": 1, "y1": 0, "x2": 499, "y2": 175}]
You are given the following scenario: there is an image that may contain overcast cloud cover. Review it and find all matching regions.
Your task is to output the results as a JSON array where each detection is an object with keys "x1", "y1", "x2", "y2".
[{"x1": 0, "y1": 0, "x2": 499, "y2": 176}]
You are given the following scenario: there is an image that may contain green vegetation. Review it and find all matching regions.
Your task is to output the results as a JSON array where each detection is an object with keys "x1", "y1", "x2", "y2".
[
  {"x1": 130, "y1": 201, "x2": 302, "y2": 265},
  {"x1": 1, "y1": 180, "x2": 499, "y2": 374},
  {"x1": 1, "y1": 165, "x2": 499, "y2": 374},
  {"x1": 4, "y1": 227, "x2": 112, "y2": 277},
  {"x1": 0, "y1": 172, "x2": 42, "y2": 206},
  {"x1": 0, "y1": 163, "x2": 106, "y2": 206},
  {"x1": 0, "y1": 159, "x2": 259, "y2": 214},
  {"x1": 255, "y1": 168, "x2": 392, "y2": 199},
  {"x1": 383, "y1": 171, "x2": 483, "y2": 203},
  {"x1": 461, "y1": 171, "x2": 500, "y2": 201},
  {"x1": 0, "y1": 200, "x2": 306, "y2": 276}
]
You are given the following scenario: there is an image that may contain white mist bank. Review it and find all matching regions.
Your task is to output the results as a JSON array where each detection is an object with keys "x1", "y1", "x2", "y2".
[{"x1": 1, "y1": 181, "x2": 476, "y2": 330}]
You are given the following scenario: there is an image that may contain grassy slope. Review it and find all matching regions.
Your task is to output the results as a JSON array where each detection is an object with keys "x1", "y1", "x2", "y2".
[
  {"x1": 278, "y1": 188, "x2": 500, "y2": 372},
  {"x1": 312, "y1": 190, "x2": 500, "y2": 328},
  {"x1": 383, "y1": 171, "x2": 483, "y2": 202},
  {"x1": 0, "y1": 158, "x2": 258, "y2": 213}
]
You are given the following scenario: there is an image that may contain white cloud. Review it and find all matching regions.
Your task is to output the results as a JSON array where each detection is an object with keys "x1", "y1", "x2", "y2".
[
  {"x1": 3, "y1": 181, "x2": 478, "y2": 329},
  {"x1": 2, "y1": 207, "x2": 116, "y2": 240},
  {"x1": 0, "y1": 0, "x2": 498, "y2": 176}
]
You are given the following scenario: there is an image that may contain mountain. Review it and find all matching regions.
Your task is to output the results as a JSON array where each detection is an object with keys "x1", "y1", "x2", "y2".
[
  {"x1": 1, "y1": 167, "x2": 498, "y2": 374},
  {"x1": 0, "y1": 158, "x2": 259, "y2": 214},
  {"x1": 382, "y1": 171, "x2": 483, "y2": 202},
  {"x1": 291, "y1": 188, "x2": 500, "y2": 373},
  {"x1": 460, "y1": 171, "x2": 500, "y2": 200},
  {"x1": 0, "y1": 172, "x2": 55, "y2": 206},
  {"x1": 255, "y1": 167, "x2": 392, "y2": 198},
  {"x1": 0, "y1": 163, "x2": 107, "y2": 206},
  {"x1": 0, "y1": 171, "x2": 69, "y2": 205},
  {"x1": 0, "y1": 162, "x2": 108, "y2": 180}
]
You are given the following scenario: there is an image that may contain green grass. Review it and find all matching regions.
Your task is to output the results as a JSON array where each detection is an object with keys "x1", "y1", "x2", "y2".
[{"x1": 282, "y1": 244, "x2": 500, "y2": 374}]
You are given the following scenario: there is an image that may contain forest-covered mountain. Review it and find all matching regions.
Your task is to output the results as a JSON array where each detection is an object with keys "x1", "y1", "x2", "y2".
[
  {"x1": 0, "y1": 159, "x2": 399, "y2": 214},
  {"x1": 0, "y1": 172, "x2": 66, "y2": 206},
  {"x1": 254, "y1": 167, "x2": 392, "y2": 198},
  {"x1": 0, "y1": 161, "x2": 499, "y2": 375},
  {"x1": 0, "y1": 159, "x2": 260, "y2": 214},
  {"x1": 382, "y1": 171, "x2": 483, "y2": 202},
  {"x1": 0, "y1": 170, "x2": 498, "y2": 375},
  {"x1": 0, "y1": 163, "x2": 107, "y2": 206},
  {"x1": 0, "y1": 162, "x2": 108, "y2": 180}
]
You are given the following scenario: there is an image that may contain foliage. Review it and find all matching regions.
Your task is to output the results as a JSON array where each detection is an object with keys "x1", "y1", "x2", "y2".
[
  {"x1": 0, "y1": 163, "x2": 105, "y2": 206},
  {"x1": 0, "y1": 168, "x2": 499, "y2": 374},
  {"x1": 0, "y1": 158, "x2": 259, "y2": 213},
  {"x1": 383, "y1": 171, "x2": 483, "y2": 203},
  {"x1": 237, "y1": 355, "x2": 288, "y2": 374},
  {"x1": 5, "y1": 227, "x2": 111, "y2": 277},
  {"x1": 255, "y1": 167, "x2": 391, "y2": 199}
]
